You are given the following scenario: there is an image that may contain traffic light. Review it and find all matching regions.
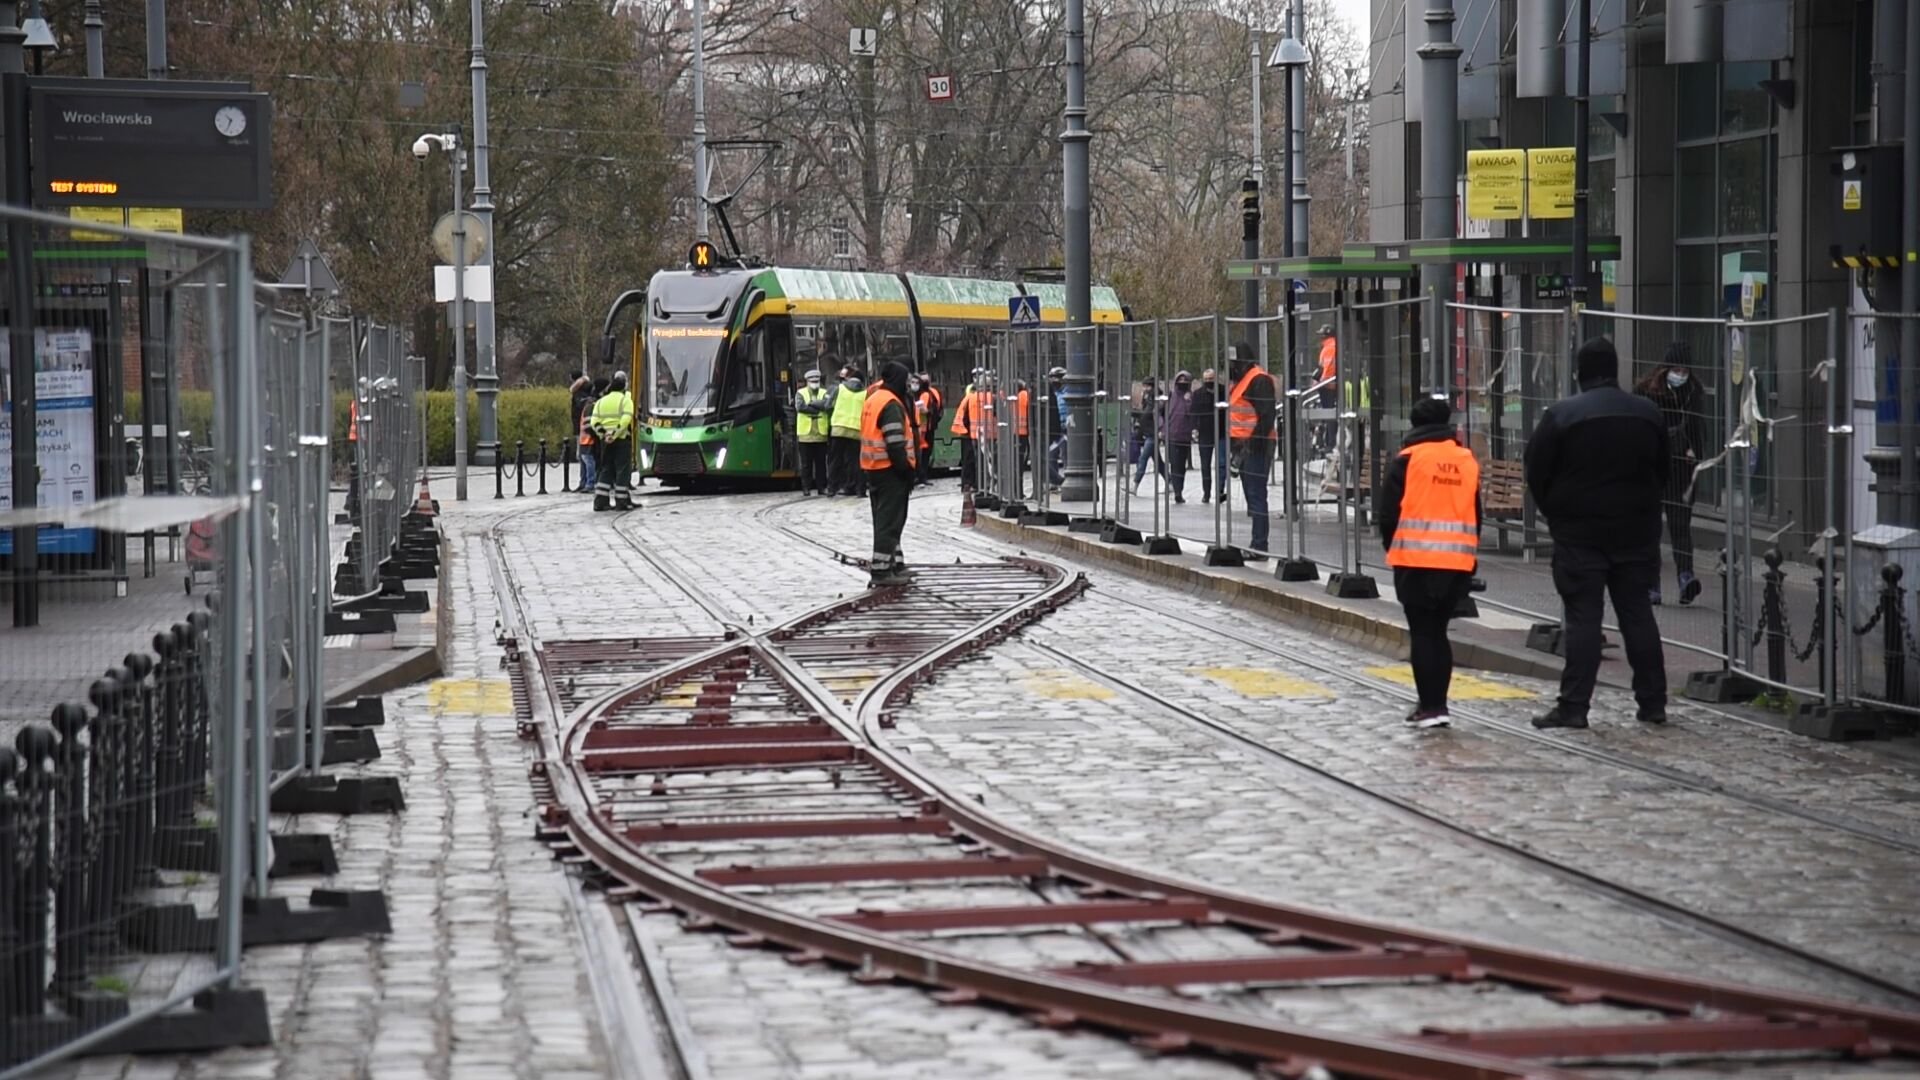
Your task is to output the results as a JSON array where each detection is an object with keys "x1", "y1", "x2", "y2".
[{"x1": 688, "y1": 240, "x2": 718, "y2": 270}]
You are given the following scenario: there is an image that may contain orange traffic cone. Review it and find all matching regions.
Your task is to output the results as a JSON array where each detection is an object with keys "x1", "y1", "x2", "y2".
[
  {"x1": 960, "y1": 489, "x2": 977, "y2": 526},
  {"x1": 412, "y1": 470, "x2": 436, "y2": 517}
]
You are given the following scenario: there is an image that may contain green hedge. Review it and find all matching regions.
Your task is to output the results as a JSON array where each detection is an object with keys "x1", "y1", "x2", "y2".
[{"x1": 125, "y1": 388, "x2": 577, "y2": 468}]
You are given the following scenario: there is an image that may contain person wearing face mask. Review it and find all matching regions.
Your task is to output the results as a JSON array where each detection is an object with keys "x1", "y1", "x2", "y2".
[
  {"x1": 1633, "y1": 343, "x2": 1708, "y2": 606},
  {"x1": 1164, "y1": 371, "x2": 1196, "y2": 504},
  {"x1": 1188, "y1": 368, "x2": 1225, "y2": 503},
  {"x1": 794, "y1": 369, "x2": 831, "y2": 495}
]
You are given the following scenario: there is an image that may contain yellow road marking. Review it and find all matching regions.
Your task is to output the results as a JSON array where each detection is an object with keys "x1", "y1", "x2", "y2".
[
  {"x1": 1187, "y1": 666, "x2": 1334, "y2": 699},
  {"x1": 1022, "y1": 671, "x2": 1115, "y2": 700},
  {"x1": 1363, "y1": 665, "x2": 1535, "y2": 700},
  {"x1": 428, "y1": 679, "x2": 513, "y2": 715}
]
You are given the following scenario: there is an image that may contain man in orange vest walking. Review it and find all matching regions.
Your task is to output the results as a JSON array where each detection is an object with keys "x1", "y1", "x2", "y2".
[
  {"x1": 1225, "y1": 342, "x2": 1278, "y2": 553},
  {"x1": 861, "y1": 361, "x2": 919, "y2": 587},
  {"x1": 1376, "y1": 397, "x2": 1481, "y2": 727}
]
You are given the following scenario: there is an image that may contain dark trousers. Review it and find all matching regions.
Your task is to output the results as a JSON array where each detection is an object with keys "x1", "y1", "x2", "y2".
[
  {"x1": 1197, "y1": 443, "x2": 1227, "y2": 500},
  {"x1": 1552, "y1": 541, "x2": 1669, "y2": 714},
  {"x1": 916, "y1": 442, "x2": 933, "y2": 485},
  {"x1": 868, "y1": 468, "x2": 912, "y2": 573},
  {"x1": 830, "y1": 437, "x2": 865, "y2": 495},
  {"x1": 1663, "y1": 460, "x2": 1696, "y2": 578},
  {"x1": 594, "y1": 437, "x2": 633, "y2": 508},
  {"x1": 799, "y1": 439, "x2": 829, "y2": 492},
  {"x1": 1239, "y1": 441, "x2": 1272, "y2": 550},
  {"x1": 958, "y1": 438, "x2": 977, "y2": 491},
  {"x1": 1394, "y1": 568, "x2": 1473, "y2": 710},
  {"x1": 1167, "y1": 440, "x2": 1192, "y2": 497}
]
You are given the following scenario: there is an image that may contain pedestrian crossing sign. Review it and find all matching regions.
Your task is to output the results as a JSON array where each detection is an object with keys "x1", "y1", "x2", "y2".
[{"x1": 1008, "y1": 295, "x2": 1041, "y2": 328}]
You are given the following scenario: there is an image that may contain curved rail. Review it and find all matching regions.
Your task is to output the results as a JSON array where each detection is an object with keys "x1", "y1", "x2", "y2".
[{"x1": 497, "y1": 502, "x2": 1920, "y2": 1076}]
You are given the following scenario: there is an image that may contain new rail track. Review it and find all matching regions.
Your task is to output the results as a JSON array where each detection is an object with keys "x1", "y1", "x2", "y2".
[
  {"x1": 757, "y1": 493, "x2": 1920, "y2": 859},
  {"x1": 485, "y1": 496, "x2": 1920, "y2": 1078},
  {"x1": 751, "y1": 493, "x2": 1920, "y2": 1005}
]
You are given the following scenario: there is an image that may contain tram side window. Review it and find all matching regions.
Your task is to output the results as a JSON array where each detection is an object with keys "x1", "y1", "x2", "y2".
[
  {"x1": 922, "y1": 325, "x2": 990, "y2": 395},
  {"x1": 727, "y1": 326, "x2": 766, "y2": 408}
]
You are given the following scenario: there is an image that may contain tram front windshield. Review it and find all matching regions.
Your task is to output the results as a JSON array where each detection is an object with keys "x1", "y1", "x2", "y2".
[{"x1": 647, "y1": 271, "x2": 743, "y2": 415}]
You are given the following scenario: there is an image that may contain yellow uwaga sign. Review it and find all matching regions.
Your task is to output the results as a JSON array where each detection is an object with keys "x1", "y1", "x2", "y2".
[
  {"x1": 1527, "y1": 147, "x2": 1577, "y2": 220},
  {"x1": 1466, "y1": 150, "x2": 1525, "y2": 220}
]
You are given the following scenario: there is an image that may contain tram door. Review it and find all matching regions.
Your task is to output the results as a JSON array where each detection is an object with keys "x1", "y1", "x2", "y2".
[{"x1": 768, "y1": 316, "x2": 798, "y2": 476}]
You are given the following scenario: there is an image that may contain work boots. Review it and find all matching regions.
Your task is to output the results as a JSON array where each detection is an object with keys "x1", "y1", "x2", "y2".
[{"x1": 593, "y1": 494, "x2": 611, "y2": 512}]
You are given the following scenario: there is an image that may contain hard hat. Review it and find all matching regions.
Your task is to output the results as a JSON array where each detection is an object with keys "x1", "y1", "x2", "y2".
[
  {"x1": 610, "y1": 370, "x2": 628, "y2": 387},
  {"x1": 803, "y1": 369, "x2": 821, "y2": 380},
  {"x1": 1048, "y1": 366, "x2": 1066, "y2": 378},
  {"x1": 1318, "y1": 324, "x2": 1335, "y2": 337}
]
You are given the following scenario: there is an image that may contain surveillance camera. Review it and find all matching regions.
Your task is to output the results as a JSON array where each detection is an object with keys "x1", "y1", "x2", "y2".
[{"x1": 411, "y1": 136, "x2": 432, "y2": 159}]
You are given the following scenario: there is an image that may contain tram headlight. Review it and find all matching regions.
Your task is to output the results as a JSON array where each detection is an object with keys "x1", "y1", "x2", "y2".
[
  {"x1": 638, "y1": 448, "x2": 651, "y2": 470},
  {"x1": 712, "y1": 446, "x2": 728, "y2": 470}
]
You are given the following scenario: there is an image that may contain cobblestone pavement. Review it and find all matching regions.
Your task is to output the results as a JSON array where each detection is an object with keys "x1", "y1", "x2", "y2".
[
  {"x1": 51, "y1": 481, "x2": 1919, "y2": 1080},
  {"x1": 588, "y1": 487, "x2": 1920, "y2": 1072}
]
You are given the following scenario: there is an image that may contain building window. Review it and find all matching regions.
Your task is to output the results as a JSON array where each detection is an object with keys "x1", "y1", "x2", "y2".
[
  {"x1": 831, "y1": 132, "x2": 851, "y2": 178},
  {"x1": 830, "y1": 217, "x2": 850, "y2": 258}
]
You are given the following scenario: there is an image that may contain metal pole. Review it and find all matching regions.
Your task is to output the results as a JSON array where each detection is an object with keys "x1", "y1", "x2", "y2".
[
  {"x1": 692, "y1": 0, "x2": 709, "y2": 241},
  {"x1": 217, "y1": 240, "x2": 253, "y2": 980},
  {"x1": 1288, "y1": 2, "x2": 1308, "y2": 263},
  {"x1": 4, "y1": 65, "x2": 39, "y2": 629},
  {"x1": 84, "y1": 1, "x2": 103, "y2": 77},
  {"x1": 1570, "y1": 0, "x2": 1592, "y2": 306},
  {"x1": 1867, "y1": 0, "x2": 1905, "y2": 524},
  {"x1": 1900, "y1": 3, "x2": 1919, "y2": 527},
  {"x1": 469, "y1": 0, "x2": 499, "y2": 469},
  {"x1": 1244, "y1": 28, "x2": 1262, "y2": 322},
  {"x1": 1417, "y1": 0, "x2": 1460, "y2": 396},
  {"x1": 450, "y1": 131, "x2": 469, "y2": 501},
  {"x1": 1060, "y1": 0, "x2": 1094, "y2": 502},
  {"x1": 144, "y1": 0, "x2": 165, "y2": 78},
  {"x1": 1823, "y1": 309, "x2": 1842, "y2": 706}
]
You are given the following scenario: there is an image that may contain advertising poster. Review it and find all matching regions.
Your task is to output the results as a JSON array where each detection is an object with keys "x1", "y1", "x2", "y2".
[{"x1": 0, "y1": 327, "x2": 98, "y2": 555}]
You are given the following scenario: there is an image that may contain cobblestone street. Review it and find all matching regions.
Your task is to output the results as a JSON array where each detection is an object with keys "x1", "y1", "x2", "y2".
[{"x1": 43, "y1": 480, "x2": 1920, "y2": 1080}]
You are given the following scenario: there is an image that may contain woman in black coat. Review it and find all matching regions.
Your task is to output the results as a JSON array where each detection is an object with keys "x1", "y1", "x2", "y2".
[{"x1": 1633, "y1": 342, "x2": 1709, "y2": 606}]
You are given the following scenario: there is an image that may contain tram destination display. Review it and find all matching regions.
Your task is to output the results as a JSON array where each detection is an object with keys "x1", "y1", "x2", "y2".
[{"x1": 28, "y1": 81, "x2": 273, "y2": 210}]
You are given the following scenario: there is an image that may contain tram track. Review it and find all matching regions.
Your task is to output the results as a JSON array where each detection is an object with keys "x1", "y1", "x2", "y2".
[
  {"x1": 487, "y1": 494, "x2": 1920, "y2": 1077},
  {"x1": 751, "y1": 493, "x2": 1920, "y2": 1004},
  {"x1": 761, "y1": 492, "x2": 1920, "y2": 858}
]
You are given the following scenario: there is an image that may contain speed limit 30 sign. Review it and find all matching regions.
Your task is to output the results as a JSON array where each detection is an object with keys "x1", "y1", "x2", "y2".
[{"x1": 926, "y1": 74, "x2": 954, "y2": 102}]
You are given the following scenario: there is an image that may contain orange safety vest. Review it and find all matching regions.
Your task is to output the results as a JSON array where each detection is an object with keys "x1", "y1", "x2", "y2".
[
  {"x1": 1385, "y1": 441, "x2": 1480, "y2": 572},
  {"x1": 975, "y1": 390, "x2": 998, "y2": 443},
  {"x1": 950, "y1": 387, "x2": 976, "y2": 437},
  {"x1": 916, "y1": 387, "x2": 942, "y2": 448},
  {"x1": 1226, "y1": 366, "x2": 1274, "y2": 441},
  {"x1": 1014, "y1": 389, "x2": 1030, "y2": 437},
  {"x1": 1318, "y1": 337, "x2": 1337, "y2": 383},
  {"x1": 860, "y1": 388, "x2": 918, "y2": 471}
]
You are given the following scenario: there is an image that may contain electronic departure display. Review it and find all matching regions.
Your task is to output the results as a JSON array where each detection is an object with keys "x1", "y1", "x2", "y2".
[{"x1": 28, "y1": 79, "x2": 274, "y2": 210}]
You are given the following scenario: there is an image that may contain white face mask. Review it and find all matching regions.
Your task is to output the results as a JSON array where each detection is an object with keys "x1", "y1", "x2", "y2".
[{"x1": 1666, "y1": 371, "x2": 1689, "y2": 388}]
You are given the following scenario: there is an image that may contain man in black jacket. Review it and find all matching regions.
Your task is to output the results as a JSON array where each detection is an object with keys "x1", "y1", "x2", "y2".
[{"x1": 1524, "y1": 336, "x2": 1671, "y2": 729}]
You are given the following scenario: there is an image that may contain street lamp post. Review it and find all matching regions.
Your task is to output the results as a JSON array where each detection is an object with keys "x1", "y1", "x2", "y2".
[
  {"x1": 469, "y1": 0, "x2": 499, "y2": 469},
  {"x1": 415, "y1": 130, "x2": 470, "y2": 501},
  {"x1": 1268, "y1": 13, "x2": 1310, "y2": 375}
]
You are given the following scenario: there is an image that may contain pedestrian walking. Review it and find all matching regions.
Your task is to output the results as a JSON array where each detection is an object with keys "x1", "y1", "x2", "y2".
[
  {"x1": 794, "y1": 369, "x2": 831, "y2": 495},
  {"x1": 1129, "y1": 376, "x2": 1165, "y2": 494},
  {"x1": 570, "y1": 373, "x2": 599, "y2": 495},
  {"x1": 589, "y1": 371, "x2": 637, "y2": 512},
  {"x1": 1045, "y1": 366, "x2": 1068, "y2": 491},
  {"x1": 1226, "y1": 342, "x2": 1278, "y2": 553},
  {"x1": 914, "y1": 373, "x2": 943, "y2": 487},
  {"x1": 1190, "y1": 368, "x2": 1226, "y2": 503},
  {"x1": 1633, "y1": 343, "x2": 1708, "y2": 606},
  {"x1": 1377, "y1": 398, "x2": 1481, "y2": 728},
  {"x1": 1524, "y1": 336, "x2": 1671, "y2": 729},
  {"x1": 862, "y1": 361, "x2": 918, "y2": 587},
  {"x1": 828, "y1": 371, "x2": 867, "y2": 496},
  {"x1": 1164, "y1": 370, "x2": 1195, "y2": 504}
]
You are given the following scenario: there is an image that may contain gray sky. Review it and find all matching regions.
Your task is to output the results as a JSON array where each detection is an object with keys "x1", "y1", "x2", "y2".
[{"x1": 1329, "y1": 0, "x2": 1372, "y2": 41}]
